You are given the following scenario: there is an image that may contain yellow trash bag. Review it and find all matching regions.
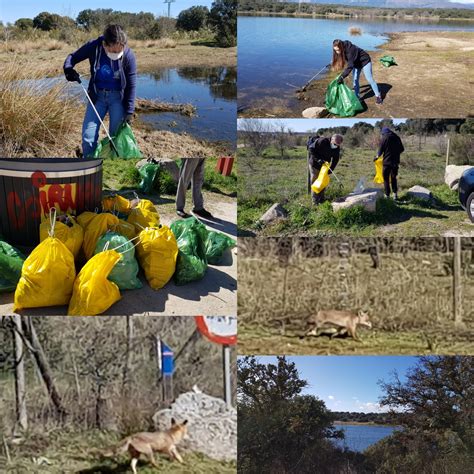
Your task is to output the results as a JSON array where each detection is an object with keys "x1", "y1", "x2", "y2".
[
  {"x1": 77, "y1": 211, "x2": 97, "y2": 229},
  {"x1": 128, "y1": 199, "x2": 160, "y2": 233},
  {"x1": 14, "y1": 237, "x2": 76, "y2": 311},
  {"x1": 136, "y1": 226, "x2": 178, "y2": 290},
  {"x1": 374, "y1": 156, "x2": 384, "y2": 184},
  {"x1": 81, "y1": 213, "x2": 120, "y2": 260},
  {"x1": 68, "y1": 249, "x2": 122, "y2": 316},
  {"x1": 102, "y1": 194, "x2": 132, "y2": 214},
  {"x1": 116, "y1": 219, "x2": 136, "y2": 241},
  {"x1": 39, "y1": 210, "x2": 83, "y2": 259},
  {"x1": 311, "y1": 162, "x2": 331, "y2": 194}
]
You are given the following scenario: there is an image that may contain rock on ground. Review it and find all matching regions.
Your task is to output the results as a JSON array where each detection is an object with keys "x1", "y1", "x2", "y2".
[
  {"x1": 258, "y1": 203, "x2": 288, "y2": 225},
  {"x1": 445, "y1": 165, "x2": 474, "y2": 191},
  {"x1": 302, "y1": 107, "x2": 329, "y2": 118},
  {"x1": 407, "y1": 185, "x2": 432, "y2": 200},
  {"x1": 332, "y1": 188, "x2": 384, "y2": 213},
  {"x1": 153, "y1": 392, "x2": 236, "y2": 462}
]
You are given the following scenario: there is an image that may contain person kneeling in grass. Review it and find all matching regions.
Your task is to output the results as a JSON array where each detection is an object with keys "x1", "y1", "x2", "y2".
[
  {"x1": 63, "y1": 24, "x2": 137, "y2": 157},
  {"x1": 176, "y1": 159, "x2": 214, "y2": 219},
  {"x1": 307, "y1": 134, "x2": 343, "y2": 205},
  {"x1": 376, "y1": 127, "x2": 405, "y2": 200},
  {"x1": 332, "y1": 39, "x2": 383, "y2": 105}
]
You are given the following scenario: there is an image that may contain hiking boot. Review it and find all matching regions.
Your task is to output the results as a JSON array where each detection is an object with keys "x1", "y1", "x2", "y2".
[
  {"x1": 192, "y1": 208, "x2": 213, "y2": 219},
  {"x1": 176, "y1": 209, "x2": 190, "y2": 218},
  {"x1": 376, "y1": 96, "x2": 383, "y2": 105},
  {"x1": 394, "y1": 193, "x2": 399, "y2": 201}
]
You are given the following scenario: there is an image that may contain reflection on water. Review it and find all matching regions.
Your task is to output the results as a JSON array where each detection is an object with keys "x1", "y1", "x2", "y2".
[{"x1": 238, "y1": 16, "x2": 474, "y2": 109}]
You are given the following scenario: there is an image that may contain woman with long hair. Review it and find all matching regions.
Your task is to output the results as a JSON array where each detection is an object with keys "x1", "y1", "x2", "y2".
[
  {"x1": 63, "y1": 24, "x2": 137, "y2": 157},
  {"x1": 332, "y1": 39, "x2": 382, "y2": 105}
]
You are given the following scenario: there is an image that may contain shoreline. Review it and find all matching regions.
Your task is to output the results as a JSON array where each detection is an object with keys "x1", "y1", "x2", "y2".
[
  {"x1": 238, "y1": 11, "x2": 474, "y2": 23},
  {"x1": 334, "y1": 421, "x2": 398, "y2": 427}
]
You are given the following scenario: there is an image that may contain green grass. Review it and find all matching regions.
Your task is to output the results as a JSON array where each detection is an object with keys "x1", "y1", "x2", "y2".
[
  {"x1": 238, "y1": 146, "x2": 473, "y2": 236},
  {"x1": 1, "y1": 429, "x2": 236, "y2": 473}
]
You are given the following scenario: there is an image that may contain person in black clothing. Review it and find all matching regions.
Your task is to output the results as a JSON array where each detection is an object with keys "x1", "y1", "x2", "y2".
[
  {"x1": 376, "y1": 127, "x2": 405, "y2": 200},
  {"x1": 332, "y1": 39, "x2": 382, "y2": 105},
  {"x1": 307, "y1": 134, "x2": 343, "y2": 205}
]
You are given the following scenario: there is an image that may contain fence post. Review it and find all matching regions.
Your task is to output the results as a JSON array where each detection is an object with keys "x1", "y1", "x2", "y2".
[
  {"x1": 453, "y1": 237, "x2": 463, "y2": 325},
  {"x1": 445, "y1": 137, "x2": 451, "y2": 167}
]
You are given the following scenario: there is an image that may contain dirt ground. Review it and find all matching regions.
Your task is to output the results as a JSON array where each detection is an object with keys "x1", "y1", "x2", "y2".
[
  {"x1": 240, "y1": 31, "x2": 474, "y2": 118},
  {"x1": 0, "y1": 39, "x2": 237, "y2": 76},
  {"x1": 0, "y1": 190, "x2": 237, "y2": 317}
]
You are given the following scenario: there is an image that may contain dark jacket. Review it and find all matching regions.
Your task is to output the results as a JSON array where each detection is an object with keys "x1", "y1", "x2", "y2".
[
  {"x1": 308, "y1": 137, "x2": 340, "y2": 172},
  {"x1": 341, "y1": 40, "x2": 371, "y2": 79},
  {"x1": 64, "y1": 36, "x2": 137, "y2": 115},
  {"x1": 377, "y1": 128, "x2": 404, "y2": 166}
]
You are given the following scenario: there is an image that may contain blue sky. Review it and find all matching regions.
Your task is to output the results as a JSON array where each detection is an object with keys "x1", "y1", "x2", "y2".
[
  {"x1": 245, "y1": 356, "x2": 418, "y2": 413},
  {"x1": 237, "y1": 118, "x2": 407, "y2": 133},
  {"x1": 0, "y1": 1, "x2": 214, "y2": 24}
]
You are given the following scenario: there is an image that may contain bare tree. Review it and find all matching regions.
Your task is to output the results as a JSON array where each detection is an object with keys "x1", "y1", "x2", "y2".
[
  {"x1": 12, "y1": 316, "x2": 27, "y2": 435},
  {"x1": 238, "y1": 119, "x2": 273, "y2": 156}
]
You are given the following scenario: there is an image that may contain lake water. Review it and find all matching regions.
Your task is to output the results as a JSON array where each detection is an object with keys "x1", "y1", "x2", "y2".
[
  {"x1": 238, "y1": 16, "x2": 474, "y2": 110},
  {"x1": 333, "y1": 423, "x2": 399, "y2": 452},
  {"x1": 37, "y1": 67, "x2": 236, "y2": 143}
]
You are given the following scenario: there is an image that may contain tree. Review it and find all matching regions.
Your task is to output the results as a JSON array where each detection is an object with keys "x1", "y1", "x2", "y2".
[
  {"x1": 33, "y1": 12, "x2": 59, "y2": 31},
  {"x1": 12, "y1": 316, "x2": 27, "y2": 434},
  {"x1": 76, "y1": 9, "x2": 94, "y2": 30},
  {"x1": 460, "y1": 119, "x2": 474, "y2": 135},
  {"x1": 208, "y1": 0, "x2": 237, "y2": 47},
  {"x1": 14, "y1": 18, "x2": 34, "y2": 30},
  {"x1": 176, "y1": 6, "x2": 209, "y2": 32}
]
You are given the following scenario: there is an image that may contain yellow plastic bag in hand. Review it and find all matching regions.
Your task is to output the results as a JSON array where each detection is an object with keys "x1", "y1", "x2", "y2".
[
  {"x1": 311, "y1": 162, "x2": 331, "y2": 194},
  {"x1": 136, "y1": 226, "x2": 178, "y2": 290},
  {"x1": 68, "y1": 249, "x2": 122, "y2": 316},
  {"x1": 374, "y1": 156, "x2": 384, "y2": 184},
  {"x1": 82, "y1": 213, "x2": 120, "y2": 260},
  {"x1": 128, "y1": 199, "x2": 160, "y2": 233},
  {"x1": 102, "y1": 194, "x2": 132, "y2": 214},
  {"x1": 39, "y1": 213, "x2": 83, "y2": 259},
  {"x1": 14, "y1": 237, "x2": 76, "y2": 311}
]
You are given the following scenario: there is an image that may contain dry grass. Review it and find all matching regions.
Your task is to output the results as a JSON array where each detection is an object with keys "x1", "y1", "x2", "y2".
[
  {"x1": 0, "y1": 39, "x2": 64, "y2": 54},
  {"x1": 0, "y1": 58, "x2": 81, "y2": 156},
  {"x1": 129, "y1": 38, "x2": 177, "y2": 49}
]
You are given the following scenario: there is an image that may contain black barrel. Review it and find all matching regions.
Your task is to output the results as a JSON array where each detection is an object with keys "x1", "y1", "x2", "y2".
[{"x1": 0, "y1": 158, "x2": 103, "y2": 247}]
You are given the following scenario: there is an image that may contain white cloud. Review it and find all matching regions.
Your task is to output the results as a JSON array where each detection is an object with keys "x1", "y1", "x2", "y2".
[
  {"x1": 328, "y1": 395, "x2": 335, "y2": 400},
  {"x1": 356, "y1": 402, "x2": 388, "y2": 413}
]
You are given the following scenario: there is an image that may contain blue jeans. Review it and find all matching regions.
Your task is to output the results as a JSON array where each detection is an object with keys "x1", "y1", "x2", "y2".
[
  {"x1": 82, "y1": 90, "x2": 124, "y2": 157},
  {"x1": 353, "y1": 62, "x2": 380, "y2": 98}
]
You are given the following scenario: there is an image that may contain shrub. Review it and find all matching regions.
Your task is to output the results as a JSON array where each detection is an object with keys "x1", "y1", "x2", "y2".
[{"x1": 176, "y1": 6, "x2": 209, "y2": 32}]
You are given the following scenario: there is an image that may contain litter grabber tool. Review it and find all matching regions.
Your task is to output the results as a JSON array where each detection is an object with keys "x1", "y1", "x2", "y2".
[
  {"x1": 298, "y1": 64, "x2": 331, "y2": 92},
  {"x1": 76, "y1": 77, "x2": 120, "y2": 157}
]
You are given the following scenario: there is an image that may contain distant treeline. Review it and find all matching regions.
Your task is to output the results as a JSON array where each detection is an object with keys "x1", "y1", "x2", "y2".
[
  {"x1": 238, "y1": 0, "x2": 474, "y2": 20},
  {"x1": 332, "y1": 411, "x2": 399, "y2": 425},
  {"x1": 1, "y1": 2, "x2": 237, "y2": 47}
]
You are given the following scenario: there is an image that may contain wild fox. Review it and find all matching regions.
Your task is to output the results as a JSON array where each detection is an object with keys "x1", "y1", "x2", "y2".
[
  {"x1": 306, "y1": 310, "x2": 372, "y2": 342},
  {"x1": 102, "y1": 418, "x2": 188, "y2": 474}
]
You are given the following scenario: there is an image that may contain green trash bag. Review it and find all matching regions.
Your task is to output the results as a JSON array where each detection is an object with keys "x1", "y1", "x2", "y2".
[
  {"x1": 139, "y1": 163, "x2": 160, "y2": 193},
  {"x1": 0, "y1": 241, "x2": 26, "y2": 293},
  {"x1": 92, "y1": 122, "x2": 143, "y2": 159},
  {"x1": 380, "y1": 55, "x2": 397, "y2": 67},
  {"x1": 325, "y1": 78, "x2": 364, "y2": 117},
  {"x1": 95, "y1": 232, "x2": 142, "y2": 290},
  {"x1": 205, "y1": 231, "x2": 236, "y2": 265},
  {"x1": 170, "y1": 217, "x2": 208, "y2": 285}
]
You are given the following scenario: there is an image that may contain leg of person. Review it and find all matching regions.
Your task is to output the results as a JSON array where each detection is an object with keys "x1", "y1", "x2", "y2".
[
  {"x1": 82, "y1": 91, "x2": 108, "y2": 158},
  {"x1": 382, "y1": 165, "x2": 392, "y2": 197},
  {"x1": 391, "y1": 165, "x2": 399, "y2": 199},
  {"x1": 362, "y1": 62, "x2": 382, "y2": 103},
  {"x1": 107, "y1": 90, "x2": 125, "y2": 137},
  {"x1": 309, "y1": 162, "x2": 321, "y2": 205},
  {"x1": 352, "y1": 68, "x2": 361, "y2": 98},
  {"x1": 176, "y1": 158, "x2": 200, "y2": 217},
  {"x1": 192, "y1": 159, "x2": 213, "y2": 219}
]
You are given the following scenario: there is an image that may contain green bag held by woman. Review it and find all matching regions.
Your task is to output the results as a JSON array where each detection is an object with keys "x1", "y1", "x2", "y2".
[
  {"x1": 325, "y1": 78, "x2": 364, "y2": 117},
  {"x1": 93, "y1": 122, "x2": 143, "y2": 159},
  {"x1": 0, "y1": 241, "x2": 25, "y2": 293}
]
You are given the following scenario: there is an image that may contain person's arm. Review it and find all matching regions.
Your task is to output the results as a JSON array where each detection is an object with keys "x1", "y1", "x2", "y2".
[
  {"x1": 376, "y1": 135, "x2": 387, "y2": 159},
  {"x1": 123, "y1": 49, "x2": 137, "y2": 116},
  {"x1": 330, "y1": 152, "x2": 340, "y2": 173},
  {"x1": 63, "y1": 39, "x2": 95, "y2": 70},
  {"x1": 399, "y1": 137, "x2": 405, "y2": 154},
  {"x1": 340, "y1": 43, "x2": 356, "y2": 79}
]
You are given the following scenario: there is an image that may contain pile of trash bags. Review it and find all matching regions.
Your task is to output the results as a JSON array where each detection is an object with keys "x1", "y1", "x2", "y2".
[
  {"x1": 4, "y1": 195, "x2": 236, "y2": 316},
  {"x1": 325, "y1": 78, "x2": 364, "y2": 118}
]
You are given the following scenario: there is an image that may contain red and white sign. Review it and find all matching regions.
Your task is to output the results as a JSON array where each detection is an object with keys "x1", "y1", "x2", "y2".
[{"x1": 195, "y1": 316, "x2": 237, "y2": 346}]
